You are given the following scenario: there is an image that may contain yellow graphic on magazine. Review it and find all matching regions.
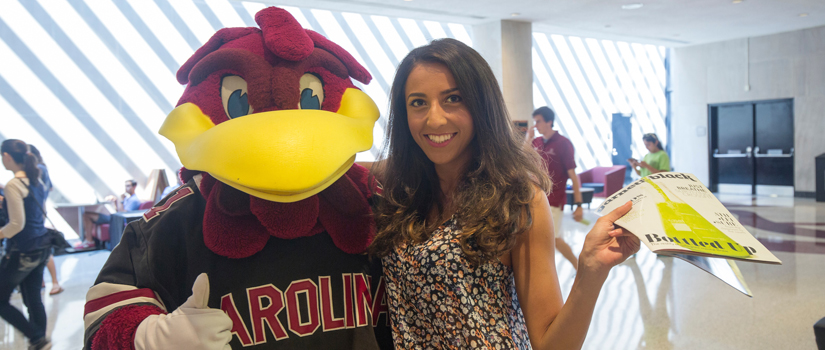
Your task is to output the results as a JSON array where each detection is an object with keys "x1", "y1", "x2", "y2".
[{"x1": 644, "y1": 178, "x2": 751, "y2": 259}]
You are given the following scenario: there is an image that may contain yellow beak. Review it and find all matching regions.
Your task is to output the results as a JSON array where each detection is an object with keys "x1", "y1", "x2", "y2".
[{"x1": 159, "y1": 88, "x2": 379, "y2": 203}]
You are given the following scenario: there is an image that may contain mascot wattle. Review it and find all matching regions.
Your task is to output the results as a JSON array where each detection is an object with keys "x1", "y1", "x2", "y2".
[{"x1": 82, "y1": 7, "x2": 390, "y2": 350}]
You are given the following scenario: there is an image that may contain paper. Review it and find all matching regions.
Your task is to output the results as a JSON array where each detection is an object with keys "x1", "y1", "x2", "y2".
[{"x1": 597, "y1": 172, "x2": 781, "y2": 265}]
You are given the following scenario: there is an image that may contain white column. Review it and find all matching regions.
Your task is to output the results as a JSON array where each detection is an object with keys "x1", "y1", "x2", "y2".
[{"x1": 473, "y1": 20, "x2": 533, "y2": 124}]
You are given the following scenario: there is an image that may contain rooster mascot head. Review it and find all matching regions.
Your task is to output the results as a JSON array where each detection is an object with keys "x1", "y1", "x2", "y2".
[{"x1": 159, "y1": 7, "x2": 379, "y2": 259}]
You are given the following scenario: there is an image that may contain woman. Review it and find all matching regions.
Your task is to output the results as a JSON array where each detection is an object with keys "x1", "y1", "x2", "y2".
[
  {"x1": 628, "y1": 133, "x2": 670, "y2": 177},
  {"x1": 0, "y1": 139, "x2": 52, "y2": 350},
  {"x1": 29, "y1": 144, "x2": 64, "y2": 296},
  {"x1": 367, "y1": 39, "x2": 639, "y2": 349}
]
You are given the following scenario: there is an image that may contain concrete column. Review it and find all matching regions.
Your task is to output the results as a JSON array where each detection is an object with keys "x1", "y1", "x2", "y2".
[
  {"x1": 472, "y1": 20, "x2": 533, "y2": 124},
  {"x1": 472, "y1": 21, "x2": 503, "y2": 88}
]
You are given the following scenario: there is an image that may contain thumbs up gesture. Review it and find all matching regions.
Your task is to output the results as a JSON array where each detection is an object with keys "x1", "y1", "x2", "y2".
[{"x1": 134, "y1": 273, "x2": 233, "y2": 350}]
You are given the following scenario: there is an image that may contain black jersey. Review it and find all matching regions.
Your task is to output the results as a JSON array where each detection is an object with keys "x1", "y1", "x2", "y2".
[{"x1": 84, "y1": 176, "x2": 392, "y2": 349}]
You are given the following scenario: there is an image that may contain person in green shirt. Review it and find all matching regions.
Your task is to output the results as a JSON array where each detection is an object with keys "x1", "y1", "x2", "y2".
[{"x1": 629, "y1": 133, "x2": 670, "y2": 177}]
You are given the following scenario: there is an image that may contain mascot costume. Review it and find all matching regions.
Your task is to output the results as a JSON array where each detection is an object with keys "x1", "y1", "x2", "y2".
[{"x1": 83, "y1": 7, "x2": 391, "y2": 350}]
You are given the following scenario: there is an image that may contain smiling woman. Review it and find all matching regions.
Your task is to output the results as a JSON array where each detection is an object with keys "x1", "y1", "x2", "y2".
[
  {"x1": 404, "y1": 62, "x2": 474, "y2": 170},
  {"x1": 370, "y1": 38, "x2": 549, "y2": 264},
  {"x1": 368, "y1": 38, "x2": 642, "y2": 350}
]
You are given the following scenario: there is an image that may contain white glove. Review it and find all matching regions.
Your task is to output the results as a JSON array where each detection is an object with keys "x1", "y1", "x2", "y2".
[{"x1": 135, "y1": 273, "x2": 233, "y2": 350}]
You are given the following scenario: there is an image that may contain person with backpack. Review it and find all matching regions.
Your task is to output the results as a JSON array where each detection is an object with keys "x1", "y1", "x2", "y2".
[
  {"x1": 0, "y1": 139, "x2": 52, "y2": 349},
  {"x1": 29, "y1": 145, "x2": 63, "y2": 296}
]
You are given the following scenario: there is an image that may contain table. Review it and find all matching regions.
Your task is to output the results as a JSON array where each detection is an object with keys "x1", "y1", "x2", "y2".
[
  {"x1": 565, "y1": 187, "x2": 594, "y2": 210},
  {"x1": 581, "y1": 182, "x2": 605, "y2": 194},
  {"x1": 107, "y1": 211, "x2": 146, "y2": 250},
  {"x1": 54, "y1": 203, "x2": 113, "y2": 239}
]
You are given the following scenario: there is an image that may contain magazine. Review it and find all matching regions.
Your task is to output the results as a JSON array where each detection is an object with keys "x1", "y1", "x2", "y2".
[{"x1": 596, "y1": 172, "x2": 781, "y2": 265}]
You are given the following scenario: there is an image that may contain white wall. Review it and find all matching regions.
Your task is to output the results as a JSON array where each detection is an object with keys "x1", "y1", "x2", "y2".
[{"x1": 672, "y1": 25, "x2": 825, "y2": 193}]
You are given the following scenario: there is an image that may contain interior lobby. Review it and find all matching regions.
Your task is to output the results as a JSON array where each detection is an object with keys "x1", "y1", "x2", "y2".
[{"x1": 0, "y1": 0, "x2": 824, "y2": 349}]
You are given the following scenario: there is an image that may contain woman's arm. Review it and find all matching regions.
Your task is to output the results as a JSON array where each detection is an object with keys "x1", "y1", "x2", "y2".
[
  {"x1": 0, "y1": 179, "x2": 29, "y2": 239},
  {"x1": 641, "y1": 152, "x2": 670, "y2": 174},
  {"x1": 639, "y1": 161, "x2": 658, "y2": 174},
  {"x1": 639, "y1": 161, "x2": 665, "y2": 174},
  {"x1": 510, "y1": 192, "x2": 637, "y2": 350}
]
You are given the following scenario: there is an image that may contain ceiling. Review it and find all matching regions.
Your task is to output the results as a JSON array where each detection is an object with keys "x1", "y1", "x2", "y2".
[{"x1": 251, "y1": 0, "x2": 825, "y2": 46}]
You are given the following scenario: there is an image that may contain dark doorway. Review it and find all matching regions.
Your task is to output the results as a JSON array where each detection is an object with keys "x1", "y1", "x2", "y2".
[
  {"x1": 612, "y1": 113, "x2": 633, "y2": 184},
  {"x1": 709, "y1": 99, "x2": 794, "y2": 195}
]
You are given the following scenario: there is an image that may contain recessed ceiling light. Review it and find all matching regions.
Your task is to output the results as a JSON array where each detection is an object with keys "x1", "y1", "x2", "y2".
[
  {"x1": 800, "y1": 13, "x2": 809, "y2": 17},
  {"x1": 732, "y1": 0, "x2": 743, "y2": 3},
  {"x1": 404, "y1": 0, "x2": 413, "y2": 2},
  {"x1": 621, "y1": 3, "x2": 644, "y2": 10},
  {"x1": 511, "y1": 12, "x2": 520, "y2": 17}
]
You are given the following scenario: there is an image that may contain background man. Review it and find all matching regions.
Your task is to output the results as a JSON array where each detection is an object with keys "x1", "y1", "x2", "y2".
[{"x1": 526, "y1": 106, "x2": 584, "y2": 270}]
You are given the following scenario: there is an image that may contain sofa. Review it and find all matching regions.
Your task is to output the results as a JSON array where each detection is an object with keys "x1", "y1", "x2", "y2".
[{"x1": 578, "y1": 166, "x2": 627, "y2": 197}]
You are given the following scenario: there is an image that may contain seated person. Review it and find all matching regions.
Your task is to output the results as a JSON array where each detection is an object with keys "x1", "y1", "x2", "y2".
[{"x1": 77, "y1": 180, "x2": 141, "y2": 250}]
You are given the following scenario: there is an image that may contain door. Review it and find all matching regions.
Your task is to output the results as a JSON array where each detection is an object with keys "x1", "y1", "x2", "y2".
[
  {"x1": 709, "y1": 99, "x2": 794, "y2": 195},
  {"x1": 611, "y1": 113, "x2": 633, "y2": 184},
  {"x1": 713, "y1": 104, "x2": 754, "y2": 192},
  {"x1": 754, "y1": 101, "x2": 794, "y2": 188}
]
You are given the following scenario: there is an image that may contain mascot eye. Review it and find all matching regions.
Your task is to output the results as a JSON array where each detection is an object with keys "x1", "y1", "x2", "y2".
[
  {"x1": 298, "y1": 73, "x2": 324, "y2": 110},
  {"x1": 221, "y1": 75, "x2": 253, "y2": 119}
]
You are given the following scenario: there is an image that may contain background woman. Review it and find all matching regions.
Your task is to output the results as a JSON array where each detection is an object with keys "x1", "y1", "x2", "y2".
[
  {"x1": 0, "y1": 139, "x2": 52, "y2": 350},
  {"x1": 367, "y1": 39, "x2": 639, "y2": 349},
  {"x1": 628, "y1": 133, "x2": 670, "y2": 177},
  {"x1": 29, "y1": 144, "x2": 63, "y2": 296}
]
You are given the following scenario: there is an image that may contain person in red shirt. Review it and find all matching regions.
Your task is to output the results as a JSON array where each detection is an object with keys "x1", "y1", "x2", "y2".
[{"x1": 525, "y1": 106, "x2": 584, "y2": 270}]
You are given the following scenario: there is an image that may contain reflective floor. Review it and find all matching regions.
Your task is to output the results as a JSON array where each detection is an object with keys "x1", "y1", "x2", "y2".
[
  {"x1": 567, "y1": 194, "x2": 825, "y2": 350},
  {"x1": 1, "y1": 194, "x2": 823, "y2": 349},
  {"x1": 0, "y1": 250, "x2": 108, "y2": 350}
]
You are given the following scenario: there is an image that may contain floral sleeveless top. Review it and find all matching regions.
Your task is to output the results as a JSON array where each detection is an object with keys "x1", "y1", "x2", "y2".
[{"x1": 382, "y1": 218, "x2": 532, "y2": 349}]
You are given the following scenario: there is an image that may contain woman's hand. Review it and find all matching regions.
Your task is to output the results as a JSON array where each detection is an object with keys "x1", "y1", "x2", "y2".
[
  {"x1": 578, "y1": 201, "x2": 640, "y2": 276},
  {"x1": 640, "y1": 161, "x2": 652, "y2": 170}
]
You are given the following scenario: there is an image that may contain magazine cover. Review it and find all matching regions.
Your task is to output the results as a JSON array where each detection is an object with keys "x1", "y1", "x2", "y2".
[{"x1": 597, "y1": 172, "x2": 781, "y2": 265}]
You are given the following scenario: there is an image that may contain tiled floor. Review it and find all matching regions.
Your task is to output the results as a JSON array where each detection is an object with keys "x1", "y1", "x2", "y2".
[{"x1": 1, "y1": 194, "x2": 823, "y2": 349}]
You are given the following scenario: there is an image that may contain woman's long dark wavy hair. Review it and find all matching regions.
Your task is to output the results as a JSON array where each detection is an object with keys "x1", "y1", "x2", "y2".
[
  {"x1": 369, "y1": 38, "x2": 551, "y2": 264},
  {"x1": 1, "y1": 139, "x2": 40, "y2": 183}
]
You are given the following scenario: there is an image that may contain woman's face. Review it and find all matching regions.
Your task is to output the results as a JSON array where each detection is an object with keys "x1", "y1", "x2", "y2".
[
  {"x1": 405, "y1": 62, "x2": 474, "y2": 169},
  {"x1": 644, "y1": 140, "x2": 657, "y2": 153},
  {"x1": 1, "y1": 152, "x2": 13, "y2": 171}
]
